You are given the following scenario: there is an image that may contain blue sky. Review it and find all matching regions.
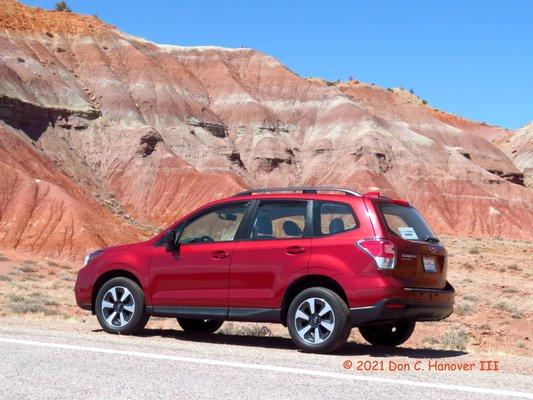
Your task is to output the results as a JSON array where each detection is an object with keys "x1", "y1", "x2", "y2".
[{"x1": 24, "y1": 0, "x2": 533, "y2": 129}]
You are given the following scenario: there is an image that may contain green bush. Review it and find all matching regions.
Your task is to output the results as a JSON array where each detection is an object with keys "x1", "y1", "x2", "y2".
[{"x1": 55, "y1": 1, "x2": 71, "y2": 12}]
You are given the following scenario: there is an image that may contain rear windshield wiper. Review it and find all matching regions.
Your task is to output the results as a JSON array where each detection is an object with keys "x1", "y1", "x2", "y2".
[{"x1": 424, "y1": 236, "x2": 440, "y2": 243}]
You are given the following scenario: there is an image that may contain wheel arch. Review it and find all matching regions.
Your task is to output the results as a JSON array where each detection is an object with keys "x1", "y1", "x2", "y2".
[
  {"x1": 91, "y1": 269, "x2": 143, "y2": 314},
  {"x1": 281, "y1": 274, "x2": 348, "y2": 325}
]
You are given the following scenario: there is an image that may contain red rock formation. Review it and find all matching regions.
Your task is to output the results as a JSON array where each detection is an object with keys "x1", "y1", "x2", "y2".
[
  {"x1": 0, "y1": 125, "x2": 144, "y2": 259},
  {"x1": 0, "y1": 0, "x2": 531, "y2": 260}
]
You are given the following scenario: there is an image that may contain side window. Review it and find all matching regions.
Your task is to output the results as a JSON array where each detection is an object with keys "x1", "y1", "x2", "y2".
[
  {"x1": 316, "y1": 201, "x2": 357, "y2": 236},
  {"x1": 179, "y1": 203, "x2": 248, "y2": 244},
  {"x1": 250, "y1": 201, "x2": 308, "y2": 240}
]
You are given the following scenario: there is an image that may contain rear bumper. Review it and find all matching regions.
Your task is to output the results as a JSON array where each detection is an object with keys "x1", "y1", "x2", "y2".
[{"x1": 350, "y1": 283, "x2": 455, "y2": 325}]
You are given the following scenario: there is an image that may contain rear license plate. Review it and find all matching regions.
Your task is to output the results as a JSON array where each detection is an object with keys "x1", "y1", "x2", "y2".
[{"x1": 423, "y1": 256, "x2": 437, "y2": 273}]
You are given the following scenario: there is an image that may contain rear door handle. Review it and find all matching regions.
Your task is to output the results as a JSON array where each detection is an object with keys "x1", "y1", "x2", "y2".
[
  {"x1": 212, "y1": 250, "x2": 230, "y2": 260},
  {"x1": 286, "y1": 246, "x2": 306, "y2": 255}
]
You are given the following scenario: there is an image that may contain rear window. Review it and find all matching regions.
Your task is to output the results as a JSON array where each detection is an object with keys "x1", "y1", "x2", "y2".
[{"x1": 378, "y1": 203, "x2": 436, "y2": 242}]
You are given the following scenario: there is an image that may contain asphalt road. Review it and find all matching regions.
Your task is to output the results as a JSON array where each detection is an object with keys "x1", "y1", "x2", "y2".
[{"x1": 0, "y1": 323, "x2": 531, "y2": 400}]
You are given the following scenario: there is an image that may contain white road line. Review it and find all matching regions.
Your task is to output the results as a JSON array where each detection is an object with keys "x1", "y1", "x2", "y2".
[{"x1": 0, "y1": 336, "x2": 531, "y2": 399}]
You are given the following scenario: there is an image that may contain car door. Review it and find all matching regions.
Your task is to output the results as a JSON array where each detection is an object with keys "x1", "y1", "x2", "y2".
[
  {"x1": 150, "y1": 202, "x2": 250, "y2": 315},
  {"x1": 229, "y1": 200, "x2": 312, "y2": 312}
]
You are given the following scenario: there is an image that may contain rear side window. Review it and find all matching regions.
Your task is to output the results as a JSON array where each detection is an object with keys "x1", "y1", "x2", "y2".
[
  {"x1": 250, "y1": 201, "x2": 308, "y2": 240},
  {"x1": 315, "y1": 201, "x2": 358, "y2": 236},
  {"x1": 378, "y1": 203, "x2": 436, "y2": 241}
]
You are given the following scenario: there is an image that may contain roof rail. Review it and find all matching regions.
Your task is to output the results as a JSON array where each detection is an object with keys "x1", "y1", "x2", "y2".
[{"x1": 232, "y1": 187, "x2": 362, "y2": 197}]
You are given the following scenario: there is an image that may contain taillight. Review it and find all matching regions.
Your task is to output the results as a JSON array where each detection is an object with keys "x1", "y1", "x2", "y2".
[{"x1": 356, "y1": 238, "x2": 396, "y2": 270}]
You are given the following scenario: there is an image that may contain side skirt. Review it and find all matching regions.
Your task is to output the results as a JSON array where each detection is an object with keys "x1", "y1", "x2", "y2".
[{"x1": 146, "y1": 306, "x2": 281, "y2": 323}]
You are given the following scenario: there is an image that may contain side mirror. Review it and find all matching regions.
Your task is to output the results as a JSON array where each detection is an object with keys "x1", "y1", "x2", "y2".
[{"x1": 166, "y1": 230, "x2": 178, "y2": 251}]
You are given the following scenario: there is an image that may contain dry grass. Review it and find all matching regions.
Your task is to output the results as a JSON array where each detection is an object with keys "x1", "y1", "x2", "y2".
[{"x1": 3, "y1": 292, "x2": 61, "y2": 316}]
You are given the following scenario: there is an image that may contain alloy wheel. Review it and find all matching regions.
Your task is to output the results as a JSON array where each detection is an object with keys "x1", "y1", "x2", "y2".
[
  {"x1": 100, "y1": 286, "x2": 135, "y2": 328},
  {"x1": 294, "y1": 297, "x2": 336, "y2": 344}
]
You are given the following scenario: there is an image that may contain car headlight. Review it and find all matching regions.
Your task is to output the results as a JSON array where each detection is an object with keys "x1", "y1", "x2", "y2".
[{"x1": 83, "y1": 250, "x2": 104, "y2": 267}]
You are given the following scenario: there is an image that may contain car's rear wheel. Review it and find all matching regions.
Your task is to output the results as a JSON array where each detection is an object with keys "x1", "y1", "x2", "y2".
[
  {"x1": 177, "y1": 318, "x2": 224, "y2": 333},
  {"x1": 287, "y1": 287, "x2": 352, "y2": 353},
  {"x1": 95, "y1": 277, "x2": 149, "y2": 334},
  {"x1": 358, "y1": 320, "x2": 415, "y2": 346}
]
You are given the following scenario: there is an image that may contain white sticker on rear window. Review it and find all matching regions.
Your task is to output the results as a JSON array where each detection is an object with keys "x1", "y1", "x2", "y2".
[{"x1": 398, "y1": 226, "x2": 419, "y2": 240}]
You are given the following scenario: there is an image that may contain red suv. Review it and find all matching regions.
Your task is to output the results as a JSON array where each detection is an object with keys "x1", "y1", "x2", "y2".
[{"x1": 75, "y1": 187, "x2": 454, "y2": 353}]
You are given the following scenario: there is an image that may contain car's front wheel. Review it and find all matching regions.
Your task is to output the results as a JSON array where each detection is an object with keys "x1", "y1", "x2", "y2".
[
  {"x1": 177, "y1": 318, "x2": 224, "y2": 333},
  {"x1": 95, "y1": 277, "x2": 150, "y2": 334},
  {"x1": 287, "y1": 287, "x2": 352, "y2": 353},
  {"x1": 358, "y1": 320, "x2": 415, "y2": 346}
]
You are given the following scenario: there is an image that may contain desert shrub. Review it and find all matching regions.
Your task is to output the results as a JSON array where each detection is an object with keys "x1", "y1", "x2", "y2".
[
  {"x1": 492, "y1": 300, "x2": 513, "y2": 312},
  {"x1": 492, "y1": 300, "x2": 522, "y2": 318},
  {"x1": 477, "y1": 323, "x2": 491, "y2": 331},
  {"x1": 17, "y1": 263, "x2": 38, "y2": 273},
  {"x1": 58, "y1": 262, "x2": 73, "y2": 270},
  {"x1": 0, "y1": 275, "x2": 12, "y2": 282},
  {"x1": 0, "y1": 254, "x2": 9, "y2": 262},
  {"x1": 59, "y1": 272, "x2": 76, "y2": 282},
  {"x1": 46, "y1": 259, "x2": 60, "y2": 268},
  {"x1": 55, "y1": 1, "x2": 71, "y2": 12},
  {"x1": 421, "y1": 336, "x2": 439, "y2": 347},
  {"x1": 455, "y1": 302, "x2": 475, "y2": 316},
  {"x1": 462, "y1": 294, "x2": 479, "y2": 302},
  {"x1": 502, "y1": 287, "x2": 518, "y2": 294},
  {"x1": 469, "y1": 247, "x2": 480, "y2": 254},
  {"x1": 220, "y1": 323, "x2": 272, "y2": 337},
  {"x1": 507, "y1": 263, "x2": 522, "y2": 271},
  {"x1": 462, "y1": 262, "x2": 474, "y2": 271},
  {"x1": 442, "y1": 328, "x2": 468, "y2": 350}
]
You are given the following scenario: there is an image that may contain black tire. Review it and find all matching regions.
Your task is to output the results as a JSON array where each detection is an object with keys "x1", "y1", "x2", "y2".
[
  {"x1": 287, "y1": 287, "x2": 352, "y2": 353},
  {"x1": 177, "y1": 318, "x2": 224, "y2": 333},
  {"x1": 359, "y1": 320, "x2": 416, "y2": 346},
  {"x1": 95, "y1": 277, "x2": 149, "y2": 335}
]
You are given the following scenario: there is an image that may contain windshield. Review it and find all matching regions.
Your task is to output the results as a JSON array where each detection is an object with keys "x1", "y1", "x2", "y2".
[{"x1": 378, "y1": 203, "x2": 437, "y2": 242}]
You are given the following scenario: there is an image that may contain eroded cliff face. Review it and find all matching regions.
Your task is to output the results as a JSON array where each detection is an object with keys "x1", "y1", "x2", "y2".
[
  {"x1": 0, "y1": 0, "x2": 531, "y2": 260},
  {"x1": 496, "y1": 122, "x2": 533, "y2": 187}
]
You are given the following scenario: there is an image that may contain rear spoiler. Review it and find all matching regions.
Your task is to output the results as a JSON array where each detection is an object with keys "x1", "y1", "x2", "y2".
[{"x1": 364, "y1": 191, "x2": 410, "y2": 206}]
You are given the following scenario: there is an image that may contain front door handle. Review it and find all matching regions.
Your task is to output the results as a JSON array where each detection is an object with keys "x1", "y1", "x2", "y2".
[
  {"x1": 286, "y1": 246, "x2": 306, "y2": 255},
  {"x1": 212, "y1": 250, "x2": 230, "y2": 260}
]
